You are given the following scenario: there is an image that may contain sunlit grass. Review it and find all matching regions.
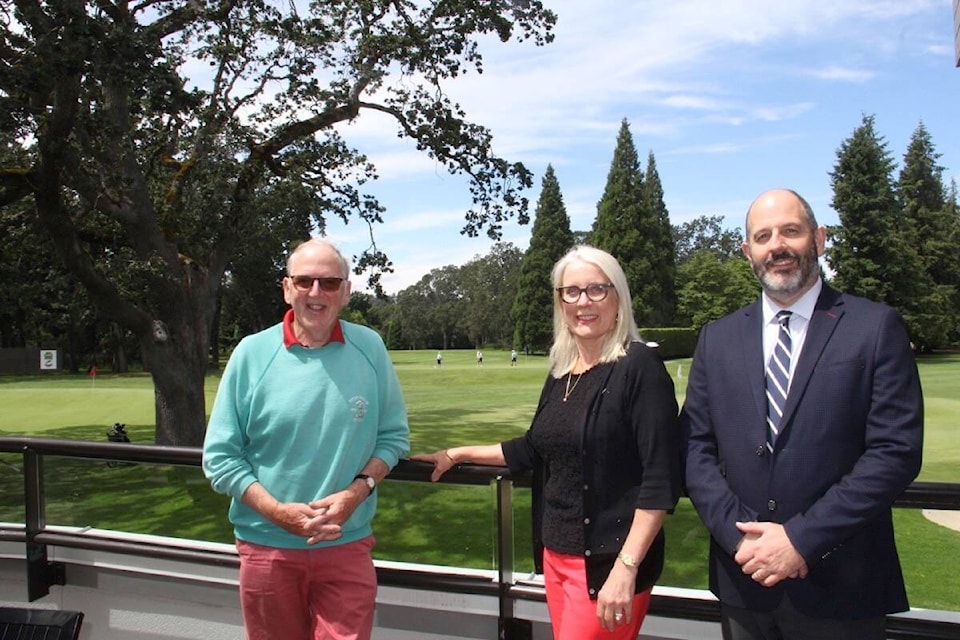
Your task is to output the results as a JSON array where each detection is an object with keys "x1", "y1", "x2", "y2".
[{"x1": 0, "y1": 349, "x2": 957, "y2": 609}]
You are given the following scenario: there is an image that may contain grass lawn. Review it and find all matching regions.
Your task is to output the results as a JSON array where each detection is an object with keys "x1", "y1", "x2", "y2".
[{"x1": 1, "y1": 349, "x2": 958, "y2": 610}]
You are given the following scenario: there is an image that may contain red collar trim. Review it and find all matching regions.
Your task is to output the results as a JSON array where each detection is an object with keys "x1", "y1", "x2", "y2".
[{"x1": 282, "y1": 309, "x2": 344, "y2": 348}]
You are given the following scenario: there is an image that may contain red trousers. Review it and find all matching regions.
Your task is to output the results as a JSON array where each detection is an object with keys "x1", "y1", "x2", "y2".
[
  {"x1": 543, "y1": 547, "x2": 652, "y2": 640},
  {"x1": 237, "y1": 537, "x2": 377, "y2": 640}
]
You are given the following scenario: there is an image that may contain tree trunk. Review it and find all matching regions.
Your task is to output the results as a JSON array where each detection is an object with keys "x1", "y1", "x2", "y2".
[
  {"x1": 111, "y1": 323, "x2": 128, "y2": 374},
  {"x1": 138, "y1": 277, "x2": 217, "y2": 447},
  {"x1": 141, "y1": 312, "x2": 210, "y2": 447},
  {"x1": 208, "y1": 296, "x2": 221, "y2": 371}
]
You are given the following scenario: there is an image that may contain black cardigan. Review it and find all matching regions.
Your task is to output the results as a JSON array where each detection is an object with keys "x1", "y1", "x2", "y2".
[{"x1": 501, "y1": 342, "x2": 681, "y2": 598}]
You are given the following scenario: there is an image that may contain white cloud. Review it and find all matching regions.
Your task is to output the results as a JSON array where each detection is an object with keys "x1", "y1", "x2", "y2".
[
  {"x1": 299, "y1": 0, "x2": 957, "y2": 294},
  {"x1": 803, "y1": 66, "x2": 876, "y2": 83}
]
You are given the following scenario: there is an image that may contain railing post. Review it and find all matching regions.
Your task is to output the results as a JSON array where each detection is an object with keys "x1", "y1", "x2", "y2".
[
  {"x1": 495, "y1": 476, "x2": 532, "y2": 640},
  {"x1": 23, "y1": 447, "x2": 64, "y2": 601}
]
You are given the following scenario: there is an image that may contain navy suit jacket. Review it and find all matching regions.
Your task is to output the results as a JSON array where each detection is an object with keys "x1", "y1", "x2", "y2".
[{"x1": 681, "y1": 285, "x2": 923, "y2": 619}]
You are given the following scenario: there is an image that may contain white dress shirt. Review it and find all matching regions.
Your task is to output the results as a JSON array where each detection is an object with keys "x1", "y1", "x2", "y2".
[{"x1": 761, "y1": 278, "x2": 822, "y2": 390}]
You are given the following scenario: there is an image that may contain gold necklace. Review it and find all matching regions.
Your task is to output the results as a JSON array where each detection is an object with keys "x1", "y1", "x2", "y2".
[{"x1": 563, "y1": 370, "x2": 584, "y2": 402}]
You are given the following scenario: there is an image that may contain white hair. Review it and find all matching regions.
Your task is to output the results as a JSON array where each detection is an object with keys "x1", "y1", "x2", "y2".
[
  {"x1": 548, "y1": 245, "x2": 641, "y2": 377},
  {"x1": 286, "y1": 238, "x2": 350, "y2": 279}
]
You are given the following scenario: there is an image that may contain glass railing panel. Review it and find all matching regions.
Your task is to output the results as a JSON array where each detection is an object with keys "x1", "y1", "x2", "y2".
[
  {"x1": 0, "y1": 452, "x2": 25, "y2": 522},
  {"x1": 661, "y1": 498, "x2": 710, "y2": 590},
  {"x1": 36, "y1": 455, "x2": 232, "y2": 543},
  {"x1": 374, "y1": 480, "x2": 533, "y2": 572},
  {"x1": 894, "y1": 508, "x2": 960, "y2": 611}
]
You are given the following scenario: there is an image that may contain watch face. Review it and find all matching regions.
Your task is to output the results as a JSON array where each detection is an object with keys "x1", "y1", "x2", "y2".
[{"x1": 355, "y1": 474, "x2": 375, "y2": 495}]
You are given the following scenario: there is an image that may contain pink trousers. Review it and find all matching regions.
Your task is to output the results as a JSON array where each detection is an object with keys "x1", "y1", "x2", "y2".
[
  {"x1": 543, "y1": 547, "x2": 652, "y2": 640},
  {"x1": 236, "y1": 537, "x2": 377, "y2": 640}
]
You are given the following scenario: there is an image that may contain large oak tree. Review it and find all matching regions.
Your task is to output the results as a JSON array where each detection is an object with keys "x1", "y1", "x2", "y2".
[{"x1": 0, "y1": 1, "x2": 555, "y2": 445}]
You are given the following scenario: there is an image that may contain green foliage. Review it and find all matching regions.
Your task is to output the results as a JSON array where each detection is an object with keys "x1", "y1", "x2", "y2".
[
  {"x1": 642, "y1": 152, "x2": 678, "y2": 325},
  {"x1": 673, "y1": 214, "x2": 744, "y2": 263},
  {"x1": 829, "y1": 115, "x2": 928, "y2": 316},
  {"x1": 0, "y1": 204, "x2": 99, "y2": 370},
  {"x1": 396, "y1": 266, "x2": 468, "y2": 350},
  {"x1": 897, "y1": 122, "x2": 960, "y2": 351},
  {"x1": 591, "y1": 121, "x2": 676, "y2": 326},
  {"x1": 829, "y1": 115, "x2": 960, "y2": 352},
  {"x1": 391, "y1": 244, "x2": 523, "y2": 350},
  {"x1": 591, "y1": 120, "x2": 645, "y2": 319},
  {"x1": 512, "y1": 165, "x2": 574, "y2": 353},
  {"x1": 0, "y1": 2, "x2": 557, "y2": 445},
  {"x1": 461, "y1": 243, "x2": 523, "y2": 347},
  {"x1": 675, "y1": 251, "x2": 759, "y2": 330}
]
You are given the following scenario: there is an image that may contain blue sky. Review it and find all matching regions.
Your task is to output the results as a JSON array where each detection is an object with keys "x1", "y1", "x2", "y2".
[{"x1": 322, "y1": 0, "x2": 960, "y2": 294}]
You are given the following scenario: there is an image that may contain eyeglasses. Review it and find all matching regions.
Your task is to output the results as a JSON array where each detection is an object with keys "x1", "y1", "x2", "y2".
[
  {"x1": 556, "y1": 283, "x2": 615, "y2": 304},
  {"x1": 287, "y1": 275, "x2": 344, "y2": 292}
]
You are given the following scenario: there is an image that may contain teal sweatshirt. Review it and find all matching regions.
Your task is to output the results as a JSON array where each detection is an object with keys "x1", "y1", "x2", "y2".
[{"x1": 202, "y1": 320, "x2": 410, "y2": 549}]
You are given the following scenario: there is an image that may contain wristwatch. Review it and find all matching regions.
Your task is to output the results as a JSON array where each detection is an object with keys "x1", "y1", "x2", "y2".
[
  {"x1": 617, "y1": 551, "x2": 638, "y2": 568},
  {"x1": 354, "y1": 474, "x2": 376, "y2": 496}
]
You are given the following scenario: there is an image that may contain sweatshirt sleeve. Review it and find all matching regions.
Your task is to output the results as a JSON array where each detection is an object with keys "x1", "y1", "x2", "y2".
[
  {"x1": 371, "y1": 342, "x2": 410, "y2": 470},
  {"x1": 202, "y1": 339, "x2": 259, "y2": 501}
]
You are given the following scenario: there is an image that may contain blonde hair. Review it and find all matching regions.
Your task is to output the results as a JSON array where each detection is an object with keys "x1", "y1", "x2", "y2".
[
  {"x1": 286, "y1": 238, "x2": 350, "y2": 279},
  {"x1": 548, "y1": 245, "x2": 641, "y2": 377}
]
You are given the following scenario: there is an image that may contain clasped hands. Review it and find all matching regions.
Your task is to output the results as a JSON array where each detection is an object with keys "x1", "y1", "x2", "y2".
[
  {"x1": 734, "y1": 521, "x2": 808, "y2": 587},
  {"x1": 270, "y1": 487, "x2": 364, "y2": 544}
]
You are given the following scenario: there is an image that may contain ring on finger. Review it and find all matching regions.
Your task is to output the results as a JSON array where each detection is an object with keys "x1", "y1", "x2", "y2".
[{"x1": 614, "y1": 612, "x2": 623, "y2": 623}]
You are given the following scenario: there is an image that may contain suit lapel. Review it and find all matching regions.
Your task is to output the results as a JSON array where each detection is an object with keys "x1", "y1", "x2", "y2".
[
  {"x1": 778, "y1": 286, "x2": 844, "y2": 435},
  {"x1": 740, "y1": 301, "x2": 767, "y2": 428}
]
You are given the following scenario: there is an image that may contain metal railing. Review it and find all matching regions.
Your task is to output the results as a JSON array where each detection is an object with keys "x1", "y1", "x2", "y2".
[{"x1": 1, "y1": 436, "x2": 959, "y2": 640}]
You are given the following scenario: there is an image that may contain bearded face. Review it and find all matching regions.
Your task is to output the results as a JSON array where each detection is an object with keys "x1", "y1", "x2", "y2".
[
  {"x1": 742, "y1": 190, "x2": 827, "y2": 306},
  {"x1": 750, "y1": 236, "x2": 820, "y2": 301}
]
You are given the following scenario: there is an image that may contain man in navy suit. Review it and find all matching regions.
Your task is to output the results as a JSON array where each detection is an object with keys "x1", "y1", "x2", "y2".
[{"x1": 681, "y1": 188, "x2": 923, "y2": 640}]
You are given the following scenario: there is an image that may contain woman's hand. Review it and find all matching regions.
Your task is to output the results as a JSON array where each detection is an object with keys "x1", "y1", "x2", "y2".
[
  {"x1": 410, "y1": 450, "x2": 458, "y2": 482},
  {"x1": 596, "y1": 561, "x2": 637, "y2": 631}
]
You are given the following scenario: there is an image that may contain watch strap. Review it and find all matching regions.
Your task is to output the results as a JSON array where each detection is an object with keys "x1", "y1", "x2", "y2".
[{"x1": 354, "y1": 474, "x2": 375, "y2": 496}]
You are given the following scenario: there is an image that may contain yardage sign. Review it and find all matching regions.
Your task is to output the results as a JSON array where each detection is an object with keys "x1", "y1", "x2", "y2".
[{"x1": 39, "y1": 349, "x2": 58, "y2": 370}]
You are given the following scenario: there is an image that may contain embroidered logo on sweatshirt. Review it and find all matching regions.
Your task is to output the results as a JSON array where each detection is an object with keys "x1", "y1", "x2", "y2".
[{"x1": 350, "y1": 396, "x2": 368, "y2": 422}]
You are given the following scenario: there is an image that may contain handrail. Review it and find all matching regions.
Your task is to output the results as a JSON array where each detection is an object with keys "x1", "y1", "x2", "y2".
[{"x1": 1, "y1": 436, "x2": 959, "y2": 640}]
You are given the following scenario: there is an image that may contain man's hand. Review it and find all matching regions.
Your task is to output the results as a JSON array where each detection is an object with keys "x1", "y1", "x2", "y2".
[
  {"x1": 734, "y1": 521, "x2": 808, "y2": 586},
  {"x1": 268, "y1": 501, "x2": 341, "y2": 543},
  {"x1": 304, "y1": 484, "x2": 368, "y2": 544},
  {"x1": 242, "y1": 482, "x2": 342, "y2": 543}
]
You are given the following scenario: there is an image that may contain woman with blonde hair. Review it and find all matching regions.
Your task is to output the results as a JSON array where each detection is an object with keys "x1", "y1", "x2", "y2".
[{"x1": 414, "y1": 245, "x2": 680, "y2": 640}]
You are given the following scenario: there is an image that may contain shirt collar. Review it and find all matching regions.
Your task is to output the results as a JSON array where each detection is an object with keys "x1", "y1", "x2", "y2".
[
  {"x1": 761, "y1": 277, "x2": 822, "y2": 324},
  {"x1": 282, "y1": 309, "x2": 345, "y2": 349}
]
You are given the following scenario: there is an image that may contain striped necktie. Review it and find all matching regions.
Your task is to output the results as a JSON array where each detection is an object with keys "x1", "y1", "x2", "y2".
[{"x1": 765, "y1": 310, "x2": 793, "y2": 452}]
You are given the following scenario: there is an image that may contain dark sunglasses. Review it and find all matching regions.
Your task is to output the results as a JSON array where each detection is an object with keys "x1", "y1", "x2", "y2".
[{"x1": 287, "y1": 275, "x2": 344, "y2": 292}]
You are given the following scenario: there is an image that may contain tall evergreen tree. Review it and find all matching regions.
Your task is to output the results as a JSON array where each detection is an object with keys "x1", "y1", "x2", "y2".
[
  {"x1": 898, "y1": 122, "x2": 958, "y2": 349},
  {"x1": 512, "y1": 165, "x2": 574, "y2": 353},
  {"x1": 828, "y1": 115, "x2": 929, "y2": 344},
  {"x1": 946, "y1": 180, "x2": 960, "y2": 343},
  {"x1": 591, "y1": 120, "x2": 672, "y2": 326},
  {"x1": 642, "y1": 151, "x2": 677, "y2": 325}
]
